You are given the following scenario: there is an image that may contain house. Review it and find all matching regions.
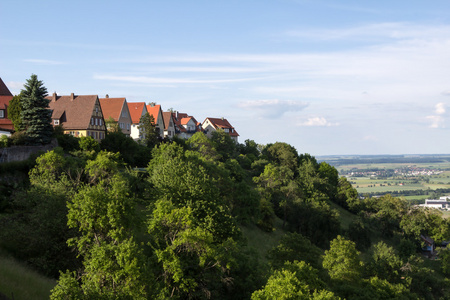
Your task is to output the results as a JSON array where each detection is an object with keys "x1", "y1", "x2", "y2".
[
  {"x1": 47, "y1": 93, "x2": 106, "y2": 141},
  {"x1": 172, "y1": 111, "x2": 203, "y2": 139},
  {"x1": 419, "y1": 199, "x2": 450, "y2": 210},
  {"x1": 99, "y1": 95, "x2": 132, "y2": 136},
  {"x1": 420, "y1": 234, "x2": 435, "y2": 255},
  {"x1": 162, "y1": 111, "x2": 175, "y2": 139},
  {"x1": 202, "y1": 117, "x2": 239, "y2": 142},
  {"x1": 146, "y1": 103, "x2": 165, "y2": 138},
  {"x1": 127, "y1": 102, "x2": 147, "y2": 140},
  {"x1": 0, "y1": 77, "x2": 14, "y2": 136}
]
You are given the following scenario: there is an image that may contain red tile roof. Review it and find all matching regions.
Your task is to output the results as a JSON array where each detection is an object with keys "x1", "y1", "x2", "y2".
[
  {"x1": 0, "y1": 78, "x2": 12, "y2": 96},
  {"x1": 47, "y1": 94, "x2": 100, "y2": 130},
  {"x1": 127, "y1": 102, "x2": 146, "y2": 124},
  {"x1": 204, "y1": 117, "x2": 239, "y2": 137},
  {"x1": 162, "y1": 111, "x2": 174, "y2": 130},
  {"x1": 0, "y1": 78, "x2": 14, "y2": 130},
  {"x1": 99, "y1": 97, "x2": 126, "y2": 122}
]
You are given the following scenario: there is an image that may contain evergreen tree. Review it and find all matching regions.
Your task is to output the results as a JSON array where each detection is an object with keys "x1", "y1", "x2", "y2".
[{"x1": 20, "y1": 74, "x2": 53, "y2": 144}]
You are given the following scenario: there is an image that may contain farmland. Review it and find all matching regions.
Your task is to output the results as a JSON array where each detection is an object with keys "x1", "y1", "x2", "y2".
[{"x1": 319, "y1": 154, "x2": 450, "y2": 202}]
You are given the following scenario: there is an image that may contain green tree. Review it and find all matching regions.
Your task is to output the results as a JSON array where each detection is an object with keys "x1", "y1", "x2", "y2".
[
  {"x1": 20, "y1": 74, "x2": 53, "y2": 144},
  {"x1": 262, "y1": 142, "x2": 299, "y2": 173},
  {"x1": 210, "y1": 129, "x2": 237, "y2": 161},
  {"x1": 323, "y1": 236, "x2": 363, "y2": 282},
  {"x1": 53, "y1": 174, "x2": 148, "y2": 299},
  {"x1": 336, "y1": 177, "x2": 359, "y2": 212},
  {"x1": 251, "y1": 261, "x2": 337, "y2": 300},
  {"x1": 317, "y1": 162, "x2": 339, "y2": 202},
  {"x1": 8, "y1": 94, "x2": 23, "y2": 131},
  {"x1": 187, "y1": 131, "x2": 219, "y2": 160},
  {"x1": 138, "y1": 112, "x2": 158, "y2": 148},
  {"x1": 267, "y1": 232, "x2": 323, "y2": 271},
  {"x1": 368, "y1": 242, "x2": 403, "y2": 284},
  {"x1": 105, "y1": 116, "x2": 120, "y2": 132}
]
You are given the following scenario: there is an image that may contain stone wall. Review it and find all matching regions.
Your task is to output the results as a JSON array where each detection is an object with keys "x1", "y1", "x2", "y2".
[{"x1": 0, "y1": 139, "x2": 58, "y2": 163}]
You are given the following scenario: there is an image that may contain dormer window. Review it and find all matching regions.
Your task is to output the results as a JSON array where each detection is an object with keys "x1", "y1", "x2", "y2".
[
  {"x1": 0, "y1": 110, "x2": 4, "y2": 118},
  {"x1": 53, "y1": 119, "x2": 60, "y2": 125}
]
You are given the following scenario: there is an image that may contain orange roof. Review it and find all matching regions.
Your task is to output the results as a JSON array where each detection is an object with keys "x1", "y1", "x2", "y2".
[
  {"x1": 204, "y1": 117, "x2": 239, "y2": 137},
  {"x1": 99, "y1": 97, "x2": 126, "y2": 122},
  {"x1": 47, "y1": 94, "x2": 100, "y2": 130},
  {"x1": 180, "y1": 116, "x2": 193, "y2": 126},
  {"x1": 146, "y1": 104, "x2": 161, "y2": 121},
  {"x1": 127, "y1": 102, "x2": 147, "y2": 124}
]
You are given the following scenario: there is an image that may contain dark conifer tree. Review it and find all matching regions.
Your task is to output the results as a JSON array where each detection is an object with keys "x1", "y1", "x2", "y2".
[{"x1": 20, "y1": 74, "x2": 53, "y2": 144}]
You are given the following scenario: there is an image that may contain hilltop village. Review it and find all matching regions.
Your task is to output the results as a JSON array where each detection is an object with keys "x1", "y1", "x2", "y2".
[{"x1": 0, "y1": 76, "x2": 239, "y2": 143}]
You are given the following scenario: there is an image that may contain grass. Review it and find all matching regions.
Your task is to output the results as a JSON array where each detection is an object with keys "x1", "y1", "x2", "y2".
[
  {"x1": 328, "y1": 201, "x2": 356, "y2": 231},
  {"x1": 0, "y1": 253, "x2": 56, "y2": 300},
  {"x1": 240, "y1": 217, "x2": 288, "y2": 263}
]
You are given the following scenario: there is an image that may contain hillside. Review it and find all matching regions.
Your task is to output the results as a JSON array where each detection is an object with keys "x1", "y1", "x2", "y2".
[{"x1": 0, "y1": 135, "x2": 449, "y2": 299}]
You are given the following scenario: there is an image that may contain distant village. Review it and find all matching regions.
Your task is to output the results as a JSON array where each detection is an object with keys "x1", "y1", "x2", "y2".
[
  {"x1": 0, "y1": 77, "x2": 239, "y2": 143},
  {"x1": 342, "y1": 167, "x2": 443, "y2": 178}
]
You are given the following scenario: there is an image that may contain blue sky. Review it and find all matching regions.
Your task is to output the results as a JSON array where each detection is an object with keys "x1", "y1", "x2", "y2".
[{"x1": 2, "y1": 0, "x2": 450, "y2": 155}]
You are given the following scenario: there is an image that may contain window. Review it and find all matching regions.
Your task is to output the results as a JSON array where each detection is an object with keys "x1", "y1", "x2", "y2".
[
  {"x1": 95, "y1": 118, "x2": 98, "y2": 126},
  {"x1": 53, "y1": 119, "x2": 59, "y2": 125},
  {"x1": 120, "y1": 122, "x2": 124, "y2": 129},
  {"x1": 99, "y1": 119, "x2": 102, "y2": 126},
  {"x1": 0, "y1": 110, "x2": 4, "y2": 118},
  {"x1": 122, "y1": 111, "x2": 127, "y2": 117},
  {"x1": 91, "y1": 118, "x2": 94, "y2": 126},
  {"x1": 127, "y1": 123, "x2": 130, "y2": 130}
]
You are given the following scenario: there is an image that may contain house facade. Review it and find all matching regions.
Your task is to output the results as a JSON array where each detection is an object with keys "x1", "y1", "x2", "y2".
[
  {"x1": 172, "y1": 112, "x2": 202, "y2": 139},
  {"x1": 202, "y1": 117, "x2": 239, "y2": 142},
  {"x1": 127, "y1": 102, "x2": 147, "y2": 140},
  {"x1": 99, "y1": 96, "x2": 132, "y2": 136},
  {"x1": 162, "y1": 111, "x2": 175, "y2": 139},
  {"x1": 420, "y1": 199, "x2": 450, "y2": 210},
  {"x1": 146, "y1": 103, "x2": 165, "y2": 139},
  {"x1": 0, "y1": 77, "x2": 14, "y2": 136},
  {"x1": 47, "y1": 93, "x2": 106, "y2": 141}
]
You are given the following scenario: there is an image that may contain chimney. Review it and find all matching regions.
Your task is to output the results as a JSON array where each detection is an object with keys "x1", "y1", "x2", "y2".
[
  {"x1": 70, "y1": 93, "x2": 75, "y2": 101},
  {"x1": 149, "y1": 102, "x2": 156, "y2": 107},
  {"x1": 105, "y1": 94, "x2": 109, "y2": 98},
  {"x1": 221, "y1": 117, "x2": 224, "y2": 120},
  {"x1": 52, "y1": 92, "x2": 57, "y2": 102}
]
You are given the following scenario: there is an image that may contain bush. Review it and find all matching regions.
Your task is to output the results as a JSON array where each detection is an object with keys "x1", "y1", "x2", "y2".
[{"x1": 9, "y1": 131, "x2": 27, "y2": 145}]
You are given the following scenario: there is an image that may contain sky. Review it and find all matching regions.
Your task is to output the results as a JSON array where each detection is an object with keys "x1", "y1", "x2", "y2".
[{"x1": 2, "y1": 0, "x2": 450, "y2": 155}]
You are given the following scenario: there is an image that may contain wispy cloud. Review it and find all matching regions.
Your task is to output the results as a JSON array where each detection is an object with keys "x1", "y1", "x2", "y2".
[
  {"x1": 238, "y1": 99, "x2": 309, "y2": 118},
  {"x1": 93, "y1": 74, "x2": 260, "y2": 84},
  {"x1": 24, "y1": 59, "x2": 66, "y2": 65},
  {"x1": 284, "y1": 22, "x2": 450, "y2": 42},
  {"x1": 296, "y1": 116, "x2": 339, "y2": 127}
]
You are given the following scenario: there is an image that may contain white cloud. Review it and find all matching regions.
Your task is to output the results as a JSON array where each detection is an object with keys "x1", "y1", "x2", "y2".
[
  {"x1": 237, "y1": 99, "x2": 308, "y2": 118},
  {"x1": 296, "y1": 117, "x2": 339, "y2": 127},
  {"x1": 427, "y1": 103, "x2": 446, "y2": 128},
  {"x1": 427, "y1": 115, "x2": 444, "y2": 128},
  {"x1": 435, "y1": 102, "x2": 446, "y2": 115}
]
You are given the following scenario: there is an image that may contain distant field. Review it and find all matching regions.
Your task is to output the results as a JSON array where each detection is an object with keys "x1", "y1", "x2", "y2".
[{"x1": 320, "y1": 155, "x2": 450, "y2": 201}]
